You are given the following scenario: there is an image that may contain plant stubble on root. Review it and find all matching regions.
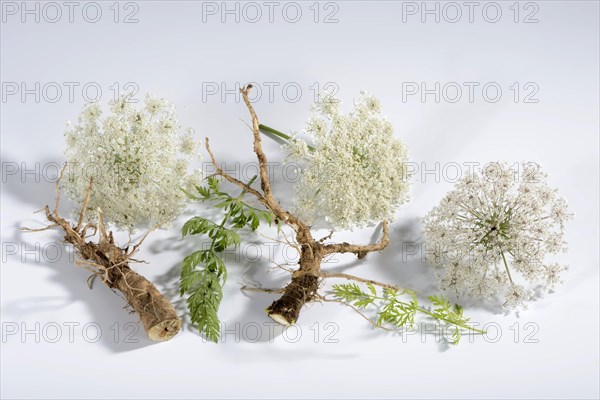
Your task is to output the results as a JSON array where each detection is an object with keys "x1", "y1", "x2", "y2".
[
  {"x1": 24, "y1": 175, "x2": 181, "y2": 342},
  {"x1": 207, "y1": 85, "x2": 392, "y2": 328}
]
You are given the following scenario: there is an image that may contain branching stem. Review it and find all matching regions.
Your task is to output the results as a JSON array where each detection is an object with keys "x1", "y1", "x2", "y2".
[{"x1": 193, "y1": 83, "x2": 482, "y2": 342}]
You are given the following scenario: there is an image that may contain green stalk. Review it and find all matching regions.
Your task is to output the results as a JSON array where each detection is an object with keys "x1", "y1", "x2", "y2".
[
  {"x1": 258, "y1": 124, "x2": 315, "y2": 152},
  {"x1": 500, "y1": 251, "x2": 514, "y2": 285},
  {"x1": 367, "y1": 294, "x2": 486, "y2": 334},
  {"x1": 416, "y1": 307, "x2": 486, "y2": 334}
]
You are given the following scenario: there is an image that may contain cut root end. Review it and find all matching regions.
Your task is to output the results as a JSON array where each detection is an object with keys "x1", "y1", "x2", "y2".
[
  {"x1": 267, "y1": 311, "x2": 295, "y2": 326},
  {"x1": 265, "y1": 273, "x2": 319, "y2": 326},
  {"x1": 147, "y1": 319, "x2": 182, "y2": 341}
]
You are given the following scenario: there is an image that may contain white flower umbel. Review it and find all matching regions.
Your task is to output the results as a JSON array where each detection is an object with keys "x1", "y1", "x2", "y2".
[
  {"x1": 286, "y1": 92, "x2": 411, "y2": 230},
  {"x1": 64, "y1": 95, "x2": 201, "y2": 229},
  {"x1": 423, "y1": 162, "x2": 573, "y2": 309}
]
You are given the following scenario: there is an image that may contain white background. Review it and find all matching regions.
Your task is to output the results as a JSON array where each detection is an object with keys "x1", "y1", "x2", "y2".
[{"x1": 1, "y1": 1, "x2": 599, "y2": 398}]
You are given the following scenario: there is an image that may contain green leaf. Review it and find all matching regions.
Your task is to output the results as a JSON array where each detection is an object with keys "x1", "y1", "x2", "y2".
[
  {"x1": 214, "y1": 199, "x2": 232, "y2": 209},
  {"x1": 332, "y1": 283, "x2": 373, "y2": 309},
  {"x1": 181, "y1": 187, "x2": 202, "y2": 201},
  {"x1": 249, "y1": 212, "x2": 260, "y2": 231},
  {"x1": 207, "y1": 176, "x2": 220, "y2": 193},
  {"x1": 383, "y1": 287, "x2": 398, "y2": 299},
  {"x1": 180, "y1": 175, "x2": 277, "y2": 341},
  {"x1": 195, "y1": 185, "x2": 211, "y2": 199},
  {"x1": 181, "y1": 216, "x2": 218, "y2": 238},
  {"x1": 186, "y1": 268, "x2": 223, "y2": 343},
  {"x1": 331, "y1": 282, "x2": 482, "y2": 344},
  {"x1": 260, "y1": 210, "x2": 274, "y2": 225},
  {"x1": 367, "y1": 283, "x2": 376, "y2": 296}
]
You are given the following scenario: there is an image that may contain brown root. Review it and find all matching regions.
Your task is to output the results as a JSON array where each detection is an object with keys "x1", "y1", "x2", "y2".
[
  {"x1": 265, "y1": 226, "x2": 323, "y2": 325},
  {"x1": 266, "y1": 273, "x2": 320, "y2": 325},
  {"x1": 107, "y1": 263, "x2": 181, "y2": 341},
  {"x1": 26, "y1": 172, "x2": 181, "y2": 342},
  {"x1": 264, "y1": 223, "x2": 391, "y2": 326},
  {"x1": 220, "y1": 85, "x2": 394, "y2": 328}
]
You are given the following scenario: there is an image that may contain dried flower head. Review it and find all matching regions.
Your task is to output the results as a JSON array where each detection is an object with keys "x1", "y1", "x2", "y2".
[
  {"x1": 64, "y1": 95, "x2": 201, "y2": 229},
  {"x1": 423, "y1": 162, "x2": 573, "y2": 309},
  {"x1": 286, "y1": 92, "x2": 411, "y2": 230}
]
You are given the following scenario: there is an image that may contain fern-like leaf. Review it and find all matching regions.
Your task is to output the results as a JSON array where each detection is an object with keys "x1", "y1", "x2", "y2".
[{"x1": 180, "y1": 175, "x2": 275, "y2": 341}]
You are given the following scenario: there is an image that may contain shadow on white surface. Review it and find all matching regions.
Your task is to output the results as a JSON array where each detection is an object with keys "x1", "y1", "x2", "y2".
[
  {"x1": 5, "y1": 225, "x2": 158, "y2": 352},
  {"x1": 1, "y1": 155, "x2": 169, "y2": 352}
]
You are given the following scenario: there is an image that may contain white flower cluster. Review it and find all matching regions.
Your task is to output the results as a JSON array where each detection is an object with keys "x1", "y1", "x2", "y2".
[
  {"x1": 64, "y1": 95, "x2": 201, "y2": 229},
  {"x1": 423, "y1": 162, "x2": 573, "y2": 308},
  {"x1": 286, "y1": 92, "x2": 411, "y2": 230}
]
